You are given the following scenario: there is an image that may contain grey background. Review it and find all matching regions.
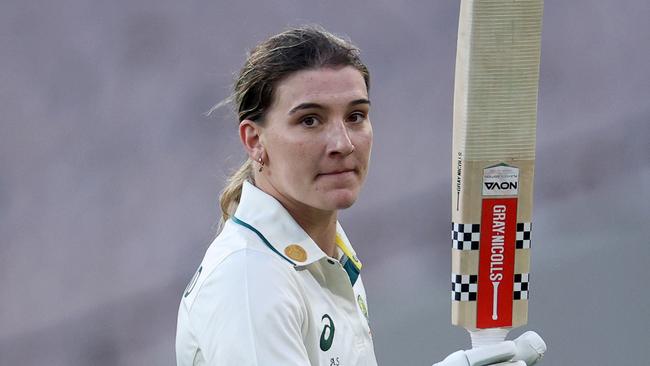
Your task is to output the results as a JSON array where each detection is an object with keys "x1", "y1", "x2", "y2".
[{"x1": 1, "y1": 0, "x2": 648, "y2": 365}]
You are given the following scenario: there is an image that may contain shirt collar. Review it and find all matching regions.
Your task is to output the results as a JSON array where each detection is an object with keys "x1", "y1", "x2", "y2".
[{"x1": 232, "y1": 181, "x2": 362, "y2": 273}]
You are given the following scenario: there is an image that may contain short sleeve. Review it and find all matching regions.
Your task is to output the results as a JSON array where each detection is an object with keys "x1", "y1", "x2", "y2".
[{"x1": 186, "y1": 249, "x2": 309, "y2": 365}]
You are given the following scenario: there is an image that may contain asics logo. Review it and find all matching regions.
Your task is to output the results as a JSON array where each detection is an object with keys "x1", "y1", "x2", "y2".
[{"x1": 320, "y1": 314, "x2": 335, "y2": 351}]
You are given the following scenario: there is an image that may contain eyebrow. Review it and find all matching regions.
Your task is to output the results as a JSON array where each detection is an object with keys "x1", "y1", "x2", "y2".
[{"x1": 288, "y1": 98, "x2": 371, "y2": 115}]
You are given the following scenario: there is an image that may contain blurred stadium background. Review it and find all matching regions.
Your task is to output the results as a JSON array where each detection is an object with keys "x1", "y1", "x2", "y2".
[{"x1": 1, "y1": 0, "x2": 648, "y2": 365}]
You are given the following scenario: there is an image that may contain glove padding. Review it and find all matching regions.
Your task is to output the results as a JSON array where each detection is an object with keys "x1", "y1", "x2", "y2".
[{"x1": 433, "y1": 331, "x2": 546, "y2": 366}]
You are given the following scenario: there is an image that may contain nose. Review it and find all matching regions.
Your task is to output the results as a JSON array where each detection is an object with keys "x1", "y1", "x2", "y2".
[{"x1": 326, "y1": 120, "x2": 355, "y2": 157}]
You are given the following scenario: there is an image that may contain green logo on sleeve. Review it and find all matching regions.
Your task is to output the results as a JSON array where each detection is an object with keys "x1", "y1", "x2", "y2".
[{"x1": 320, "y1": 314, "x2": 335, "y2": 351}]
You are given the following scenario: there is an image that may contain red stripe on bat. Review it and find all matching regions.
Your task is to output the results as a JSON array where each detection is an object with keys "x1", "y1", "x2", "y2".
[{"x1": 477, "y1": 198, "x2": 517, "y2": 328}]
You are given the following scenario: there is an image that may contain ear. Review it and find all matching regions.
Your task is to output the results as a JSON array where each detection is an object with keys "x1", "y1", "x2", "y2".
[{"x1": 239, "y1": 119, "x2": 264, "y2": 160}]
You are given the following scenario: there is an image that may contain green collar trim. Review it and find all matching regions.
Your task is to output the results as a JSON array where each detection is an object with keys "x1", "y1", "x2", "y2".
[
  {"x1": 231, "y1": 216, "x2": 297, "y2": 266},
  {"x1": 341, "y1": 255, "x2": 360, "y2": 286},
  {"x1": 231, "y1": 216, "x2": 360, "y2": 286}
]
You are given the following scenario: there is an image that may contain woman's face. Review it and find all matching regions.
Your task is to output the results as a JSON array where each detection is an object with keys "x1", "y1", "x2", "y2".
[{"x1": 252, "y1": 65, "x2": 372, "y2": 213}]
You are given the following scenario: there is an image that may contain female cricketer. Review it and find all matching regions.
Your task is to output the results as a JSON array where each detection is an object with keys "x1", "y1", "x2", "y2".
[{"x1": 175, "y1": 25, "x2": 546, "y2": 366}]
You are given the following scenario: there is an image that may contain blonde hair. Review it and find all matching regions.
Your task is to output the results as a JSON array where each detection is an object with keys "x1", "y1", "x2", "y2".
[
  {"x1": 216, "y1": 25, "x2": 369, "y2": 225},
  {"x1": 218, "y1": 159, "x2": 254, "y2": 224}
]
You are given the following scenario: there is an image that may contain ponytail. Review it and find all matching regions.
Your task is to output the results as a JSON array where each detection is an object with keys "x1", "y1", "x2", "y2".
[{"x1": 218, "y1": 159, "x2": 254, "y2": 227}]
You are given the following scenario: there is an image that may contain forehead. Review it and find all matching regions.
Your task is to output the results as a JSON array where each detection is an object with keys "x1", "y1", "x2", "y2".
[{"x1": 272, "y1": 66, "x2": 368, "y2": 110}]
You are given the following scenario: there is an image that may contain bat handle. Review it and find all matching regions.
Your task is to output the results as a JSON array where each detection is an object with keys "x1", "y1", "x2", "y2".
[{"x1": 469, "y1": 328, "x2": 509, "y2": 348}]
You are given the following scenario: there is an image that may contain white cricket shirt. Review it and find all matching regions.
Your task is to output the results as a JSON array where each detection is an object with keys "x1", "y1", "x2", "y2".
[{"x1": 176, "y1": 181, "x2": 378, "y2": 366}]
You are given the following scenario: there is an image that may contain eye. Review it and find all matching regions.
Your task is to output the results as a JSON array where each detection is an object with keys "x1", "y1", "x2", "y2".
[
  {"x1": 347, "y1": 111, "x2": 367, "y2": 123},
  {"x1": 300, "y1": 115, "x2": 320, "y2": 127}
]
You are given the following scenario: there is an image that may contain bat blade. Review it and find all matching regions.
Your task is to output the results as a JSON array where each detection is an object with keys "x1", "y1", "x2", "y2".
[{"x1": 450, "y1": 0, "x2": 544, "y2": 348}]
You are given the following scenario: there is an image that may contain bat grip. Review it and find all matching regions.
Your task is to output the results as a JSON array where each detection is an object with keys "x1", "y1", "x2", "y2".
[{"x1": 469, "y1": 328, "x2": 509, "y2": 348}]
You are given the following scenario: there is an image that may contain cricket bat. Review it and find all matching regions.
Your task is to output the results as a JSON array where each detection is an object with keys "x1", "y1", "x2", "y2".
[{"x1": 450, "y1": 0, "x2": 544, "y2": 348}]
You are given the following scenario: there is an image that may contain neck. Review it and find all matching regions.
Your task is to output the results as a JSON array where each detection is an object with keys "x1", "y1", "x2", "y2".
[{"x1": 290, "y1": 208, "x2": 338, "y2": 259}]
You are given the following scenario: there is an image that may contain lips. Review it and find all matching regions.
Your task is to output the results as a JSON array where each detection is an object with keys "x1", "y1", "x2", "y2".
[
  {"x1": 316, "y1": 169, "x2": 357, "y2": 179},
  {"x1": 320, "y1": 169, "x2": 354, "y2": 175}
]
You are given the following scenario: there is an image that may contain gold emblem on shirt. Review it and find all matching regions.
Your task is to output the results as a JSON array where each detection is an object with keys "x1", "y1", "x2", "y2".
[{"x1": 284, "y1": 244, "x2": 307, "y2": 262}]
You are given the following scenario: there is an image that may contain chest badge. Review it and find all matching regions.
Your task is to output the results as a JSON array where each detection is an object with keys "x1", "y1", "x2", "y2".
[
  {"x1": 320, "y1": 314, "x2": 335, "y2": 351},
  {"x1": 284, "y1": 244, "x2": 307, "y2": 262},
  {"x1": 357, "y1": 294, "x2": 369, "y2": 321}
]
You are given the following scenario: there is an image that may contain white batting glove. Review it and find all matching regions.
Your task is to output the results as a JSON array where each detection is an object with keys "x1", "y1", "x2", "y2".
[{"x1": 433, "y1": 331, "x2": 547, "y2": 366}]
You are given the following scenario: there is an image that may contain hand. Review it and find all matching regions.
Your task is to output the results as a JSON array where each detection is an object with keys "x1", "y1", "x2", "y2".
[{"x1": 433, "y1": 331, "x2": 547, "y2": 366}]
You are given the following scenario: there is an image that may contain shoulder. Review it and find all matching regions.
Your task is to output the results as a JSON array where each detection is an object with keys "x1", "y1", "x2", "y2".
[
  {"x1": 176, "y1": 223, "x2": 311, "y2": 365},
  {"x1": 178, "y1": 241, "x2": 307, "y2": 348},
  {"x1": 180, "y1": 220, "x2": 303, "y2": 313}
]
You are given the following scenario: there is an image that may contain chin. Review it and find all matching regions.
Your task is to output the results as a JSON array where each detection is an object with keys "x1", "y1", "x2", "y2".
[{"x1": 323, "y1": 189, "x2": 359, "y2": 210}]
